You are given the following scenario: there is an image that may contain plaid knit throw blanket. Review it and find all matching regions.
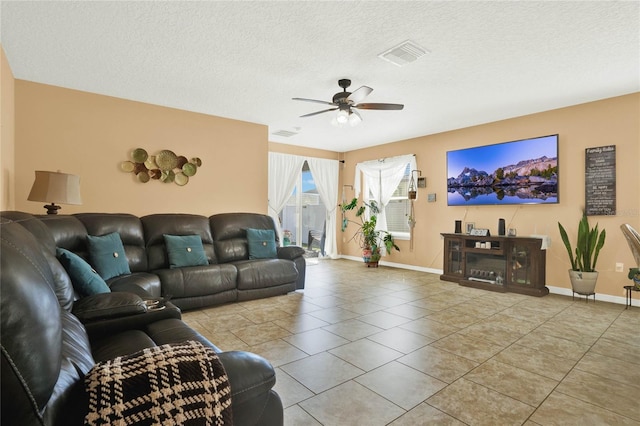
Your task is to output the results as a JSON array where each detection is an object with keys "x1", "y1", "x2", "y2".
[{"x1": 84, "y1": 341, "x2": 233, "y2": 426}]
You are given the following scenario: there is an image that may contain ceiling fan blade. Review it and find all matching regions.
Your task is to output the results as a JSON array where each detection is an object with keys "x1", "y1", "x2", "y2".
[
  {"x1": 292, "y1": 97, "x2": 336, "y2": 106},
  {"x1": 346, "y1": 86, "x2": 373, "y2": 104},
  {"x1": 300, "y1": 108, "x2": 338, "y2": 118},
  {"x1": 354, "y1": 103, "x2": 404, "y2": 110}
]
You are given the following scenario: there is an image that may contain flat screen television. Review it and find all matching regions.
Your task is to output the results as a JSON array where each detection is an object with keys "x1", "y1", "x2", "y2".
[{"x1": 447, "y1": 134, "x2": 558, "y2": 206}]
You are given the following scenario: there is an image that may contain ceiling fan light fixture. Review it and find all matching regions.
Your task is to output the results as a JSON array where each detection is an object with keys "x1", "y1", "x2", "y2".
[
  {"x1": 348, "y1": 111, "x2": 362, "y2": 127},
  {"x1": 336, "y1": 109, "x2": 349, "y2": 124},
  {"x1": 295, "y1": 79, "x2": 404, "y2": 127}
]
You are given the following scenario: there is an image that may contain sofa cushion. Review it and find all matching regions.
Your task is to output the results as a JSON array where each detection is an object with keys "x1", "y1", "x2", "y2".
[
  {"x1": 234, "y1": 259, "x2": 298, "y2": 290},
  {"x1": 142, "y1": 214, "x2": 216, "y2": 270},
  {"x1": 163, "y1": 234, "x2": 209, "y2": 268},
  {"x1": 107, "y1": 272, "x2": 162, "y2": 298},
  {"x1": 75, "y1": 213, "x2": 148, "y2": 273},
  {"x1": 2, "y1": 212, "x2": 77, "y2": 310},
  {"x1": 210, "y1": 213, "x2": 279, "y2": 263},
  {"x1": 87, "y1": 232, "x2": 131, "y2": 280},
  {"x1": 57, "y1": 248, "x2": 111, "y2": 296},
  {"x1": 247, "y1": 228, "x2": 277, "y2": 259},
  {"x1": 39, "y1": 214, "x2": 89, "y2": 253},
  {"x1": 155, "y1": 264, "x2": 237, "y2": 299},
  {"x1": 84, "y1": 341, "x2": 232, "y2": 426}
]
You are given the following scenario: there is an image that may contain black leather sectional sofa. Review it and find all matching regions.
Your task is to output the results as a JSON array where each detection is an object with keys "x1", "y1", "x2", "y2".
[
  {"x1": 0, "y1": 211, "x2": 305, "y2": 425},
  {"x1": 37, "y1": 211, "x2": 306, "y2": 310}
]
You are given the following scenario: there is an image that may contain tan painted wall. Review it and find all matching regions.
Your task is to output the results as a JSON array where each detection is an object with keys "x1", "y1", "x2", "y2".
[
  {"x1": 341, "y1": 93, "x2": 640, "y2": 299},
  {"x1": 268, "y1": 142, "x2": 341, "y2": 161},
  {"x1": 1, "y1": 45, "x2": 16, "y2": 210},
  {"x1": 14, "y1": 81, "x2": 268, "y2": 216}
]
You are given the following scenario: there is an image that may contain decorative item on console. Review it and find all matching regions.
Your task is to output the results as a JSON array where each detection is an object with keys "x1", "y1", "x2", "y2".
[
  {"x1": 455, "y1": 220, "x2": 463, "y2": 234},
  {"x1": 470, "y1": 228, "x2": 490, "y2": 237},
  {"x1": 120, "y1": 148, "x2": 202, "y2": 186}
]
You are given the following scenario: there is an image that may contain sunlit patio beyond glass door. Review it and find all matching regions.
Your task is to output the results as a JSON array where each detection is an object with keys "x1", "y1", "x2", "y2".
[{"x1": 279, "y1": 161, "x2": 326, "y2": 255}]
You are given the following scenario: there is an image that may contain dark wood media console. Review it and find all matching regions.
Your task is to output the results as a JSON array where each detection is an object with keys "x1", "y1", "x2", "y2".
[{"x1": 441, "y1": 233, "x2": 548, "y2": 297}]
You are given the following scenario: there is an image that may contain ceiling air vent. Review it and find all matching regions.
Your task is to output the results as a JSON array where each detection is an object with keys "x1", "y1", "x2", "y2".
[
  {"x1": 271, "y1": 130, "x2": 299, "y2": 138},
  {"x1": 378, "y1": 40, "x2": 428, "y2": 67}
]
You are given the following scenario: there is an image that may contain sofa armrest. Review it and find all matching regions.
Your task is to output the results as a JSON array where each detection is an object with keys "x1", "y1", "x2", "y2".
[
  {"x1": 72, "y1": 293, "x2": 182, "y2": 339},
  {"x1": 72, "y1": 292, "x2": 147, "y2": 322},
  {"x1": 277, "y1": 245, "x2": 305, "y2": 260},
  {"x1": 217, "y1": 350, "x2": 281, "y2": 425}
]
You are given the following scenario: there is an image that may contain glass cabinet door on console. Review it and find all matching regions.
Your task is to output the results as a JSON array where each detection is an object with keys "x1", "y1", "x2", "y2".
[
  {"x1": 444, "y1": 237, "x2": 464, "y2": 278},
  {"x1": 507, "y1": 239, "x2": 547, "y2": 295}
]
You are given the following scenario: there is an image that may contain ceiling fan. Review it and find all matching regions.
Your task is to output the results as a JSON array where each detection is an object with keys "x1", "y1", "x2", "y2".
[{"x1": 292, "y1": 79, "x2": 404, "y2": 127}]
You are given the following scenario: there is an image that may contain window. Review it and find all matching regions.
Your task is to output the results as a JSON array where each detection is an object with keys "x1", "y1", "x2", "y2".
[
  {"x1": 365, "y1": 163, "x2": 412, "y2": 239},
  {"x1": 385, "y1": 163, "x2": 411, "y2": 237}
]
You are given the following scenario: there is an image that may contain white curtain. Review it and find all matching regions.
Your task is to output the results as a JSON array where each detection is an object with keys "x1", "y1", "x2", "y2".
[
  {"x1": 354, "y1": 154, "x2": 416, "y2": 234},
  {"x1": 268, "y1": 152, "x2": 305, "y2": 238},
  {"x1": 307, "y1": 157, "x2": 339, "y2": 259}
]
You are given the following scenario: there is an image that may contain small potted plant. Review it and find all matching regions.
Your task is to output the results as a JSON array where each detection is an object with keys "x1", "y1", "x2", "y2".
[
  {"x1": 340, "y1": 197, "x2": 399, "y2": 267},
  {"x1": 628, "y1": 267, "x2": 640, "y2": 290},
  {"x1": 282, "y1": 230, "x2": 292, "y2": 246},
  {"x1": 558, "y1": 212, "x2": 606, "y2": 296}
]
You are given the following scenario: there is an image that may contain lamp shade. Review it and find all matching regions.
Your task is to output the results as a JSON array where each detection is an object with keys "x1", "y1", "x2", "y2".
[{"x1": 28, "y1": 171, "x2": 82, "y2": 214}]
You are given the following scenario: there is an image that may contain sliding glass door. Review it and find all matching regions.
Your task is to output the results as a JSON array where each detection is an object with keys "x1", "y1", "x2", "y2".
[{"x1": 279, "y1": 161, "x2": 326, "y2": 253}]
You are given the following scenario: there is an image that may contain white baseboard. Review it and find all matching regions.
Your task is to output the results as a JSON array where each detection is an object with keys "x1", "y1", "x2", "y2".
[
  {"x1": 545, "y1": 285, "x2": 638, "y2": 307},
  {"x1": 337, "y1": 255, "x2": 637, "y2": 307}
]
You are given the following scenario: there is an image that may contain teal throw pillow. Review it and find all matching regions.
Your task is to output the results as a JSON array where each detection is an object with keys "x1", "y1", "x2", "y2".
[
  {"x1": 86, "y1": 232, "x2": 131, "y2": 280},
  {"x1": 163, "y1": 234, "x2": 209, "y2": 269},
  {"x1": 56, "y1": 248, "x2": 111, "y2": 296},
  {"x1": 246, "y1": 228, "x2": 277, "y2": 259}
]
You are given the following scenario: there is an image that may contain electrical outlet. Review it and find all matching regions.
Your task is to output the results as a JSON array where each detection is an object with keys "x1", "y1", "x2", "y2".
[{"x1": 615, "y1": 262, "x2": 624, "y2": 272}]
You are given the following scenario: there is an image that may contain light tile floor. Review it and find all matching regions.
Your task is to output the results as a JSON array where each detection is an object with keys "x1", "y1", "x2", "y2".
[{"x1": 182, "y1": 259, "x2": 640, "y2": 425}]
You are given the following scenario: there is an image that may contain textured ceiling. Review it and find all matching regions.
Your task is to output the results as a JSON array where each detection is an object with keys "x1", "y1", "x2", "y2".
[{"x1": 1, "y1": 1, "x2": 639, "y2": 152}]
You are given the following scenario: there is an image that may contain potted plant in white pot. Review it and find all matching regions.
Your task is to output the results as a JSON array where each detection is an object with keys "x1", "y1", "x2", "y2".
[
  {"x1": 340, "y1": 197, "x2": 399, "y2": 267},
  {"x1": 558, "y1": 212, "x2": 606, "y2": 296}
]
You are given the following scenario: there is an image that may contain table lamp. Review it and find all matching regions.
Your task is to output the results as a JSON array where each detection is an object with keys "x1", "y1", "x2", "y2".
[{"x1": 27, "y1": 170, "x2": 82, "y2": 214}]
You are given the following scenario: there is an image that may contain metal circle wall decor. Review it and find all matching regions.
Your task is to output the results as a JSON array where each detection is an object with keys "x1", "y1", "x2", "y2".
[
  {"x1": 120, "y1": 148, "x2": 202, "y2": 186},
  {"x1": 156, "y1": 150, "x2": 179, "y2": 171},
  {"x1": 131, "y1": 148, "x2": 149, "y2": 163}
]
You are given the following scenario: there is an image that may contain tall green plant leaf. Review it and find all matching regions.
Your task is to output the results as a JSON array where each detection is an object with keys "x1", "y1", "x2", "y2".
[
  {"x1": 591, "y1": 228, "x2": 606, "y2": 272},
  {"x1": 559, "y1": 213, "x2": 606, "y2": 272},
  {"x1": 558, "y1": 222, "x2": 577, "y2": 270}
]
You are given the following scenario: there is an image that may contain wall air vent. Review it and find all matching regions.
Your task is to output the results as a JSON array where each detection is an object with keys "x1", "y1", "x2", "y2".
[
  {"x1": 271, "y1": 130, "x2": 299, "y2": 138},
  {"x1": 378, "y1": 40, "x2": 428, "y2": 67}
]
